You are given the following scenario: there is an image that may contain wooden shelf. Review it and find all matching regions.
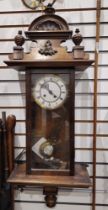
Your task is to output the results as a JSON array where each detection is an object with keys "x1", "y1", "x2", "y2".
[{"x1": 8, "y1": 163, "x2": 91, "y2": 188}]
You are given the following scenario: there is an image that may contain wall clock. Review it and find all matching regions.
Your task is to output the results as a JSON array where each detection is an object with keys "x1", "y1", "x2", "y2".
[
  {"x1": 21, "y1": 0, "x2": 56, "y2": 9},
  {"x1": 4, "y1": 4, "x2": 94, "y2": 208}
]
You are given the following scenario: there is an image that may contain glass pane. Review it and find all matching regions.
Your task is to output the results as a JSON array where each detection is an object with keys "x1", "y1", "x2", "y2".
[{"x1": 31, "y1": 73, "x2": 70, "y2": 173}]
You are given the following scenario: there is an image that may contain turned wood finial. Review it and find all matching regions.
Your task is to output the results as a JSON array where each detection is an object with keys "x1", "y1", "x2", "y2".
[
  {"x1": 45, "y1": 194, "x2": 57, "y2": 208},
  {"x1": 43, "y1": 187, "x2": 58, "y2": 208},
  {"x1": 14, "y1": 30, "x2": 25, "y2": 47},
  {"x1": 45, "y1": 4, "x2": 55, "y2": 14},
  {"x1": 72, "y1": 28, "x2": 83, "y2": 46},
  {"x1": 72, "y1": 28, "x2": 85, "y2": 59},
  {"x1": 13, "y1": 31, "x2": 25, "y2": 60},
  {"x1": 6, "y1": 115, "x2": 16, "y2": 131}
]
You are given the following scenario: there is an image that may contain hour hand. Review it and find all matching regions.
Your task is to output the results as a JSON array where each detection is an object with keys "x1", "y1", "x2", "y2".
[{"x1": 42, "y1": 83, "x2": 57, "y2": 98}]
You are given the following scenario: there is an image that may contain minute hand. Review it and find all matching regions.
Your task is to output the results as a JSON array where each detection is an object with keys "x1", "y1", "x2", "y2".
[{"x1": 42, "y1": 83, "x2": 57, "y2": 98}]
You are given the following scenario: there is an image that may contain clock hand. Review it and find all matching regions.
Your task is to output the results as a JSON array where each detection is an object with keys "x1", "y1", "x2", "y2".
[
  {"x1": 42, "y1": 83, "x2": 57, "y2": 98},
  {"x1": 48, "y1": 89, "x2": 57, "y2": 99}
]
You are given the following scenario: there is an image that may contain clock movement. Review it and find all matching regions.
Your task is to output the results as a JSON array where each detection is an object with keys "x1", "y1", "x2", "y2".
[{"x1": 4, "y1": 4, "x2": 94, "y2": 208}]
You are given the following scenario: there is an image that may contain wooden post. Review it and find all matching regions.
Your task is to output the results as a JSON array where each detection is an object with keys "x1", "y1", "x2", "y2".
[
  {"x1": 2, "y1": 112, "x2": 9, "y2": 181},
  {"x1": 92, "y1": 1, "x2": 101, "y2": 210},
  {"x1": 0, "y1": 113, "x2": 16, "y2": 210},
  {"x1": 6, "y1": 115, "x2": 16, "y2": 175},
  {"x1": 6, "y1": 115, "x2": 16, "y2": 210}
]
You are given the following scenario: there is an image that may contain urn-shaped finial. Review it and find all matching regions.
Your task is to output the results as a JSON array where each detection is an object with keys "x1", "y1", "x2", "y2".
[
  {"x1": 14, "y1": 30, "x2": 25, "y2": 47},
  {"x1": 72, "y1": 28, "x2": 83, "y2": 46},
  {"x1": 13, "y1": 31, "x2": 25, "y2": 60}
]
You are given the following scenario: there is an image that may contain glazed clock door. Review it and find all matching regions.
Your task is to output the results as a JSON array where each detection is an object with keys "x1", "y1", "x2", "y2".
[{"x1": 26, "y1": 69, "x2": 75, "y2": 176}]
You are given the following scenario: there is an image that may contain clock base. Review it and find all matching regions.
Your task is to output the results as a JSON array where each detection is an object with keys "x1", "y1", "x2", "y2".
[
  {"x1": 8, "y1": 163, "x2": 91, "y2": 187},
  {"x1": 7, "y1": 163, "x2": 91, "y2": 207}
]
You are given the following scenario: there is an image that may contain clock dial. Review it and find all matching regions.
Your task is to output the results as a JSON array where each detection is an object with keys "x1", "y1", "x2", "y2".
[
  {"x1": 32, "y1": 75, "x2": 67, "y2": 110},
  {"x1": 22, "y1": 0, "x2": 56, "y2": 9},
  {"x1": 22, "y1": 0, "x2": 45, "y2": 9}
]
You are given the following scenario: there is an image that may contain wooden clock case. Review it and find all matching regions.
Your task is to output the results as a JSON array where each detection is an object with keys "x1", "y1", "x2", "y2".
[{"x1": 4, "y1": 4, "x2": 94, "y2": 208}]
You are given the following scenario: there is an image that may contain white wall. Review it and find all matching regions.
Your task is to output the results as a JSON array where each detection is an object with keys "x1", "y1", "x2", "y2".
[{"x1": 0, "y1": 0, "x2": 108, "y2": 210}]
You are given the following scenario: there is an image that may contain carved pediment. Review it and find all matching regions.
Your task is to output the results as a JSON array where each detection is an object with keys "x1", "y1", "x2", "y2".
[
  {"x1": 4, "y1": 4, "x2": 94, "y2": 67},
  {"x1": 28, "y1": 5, "x2": 69, "y2": 31}
]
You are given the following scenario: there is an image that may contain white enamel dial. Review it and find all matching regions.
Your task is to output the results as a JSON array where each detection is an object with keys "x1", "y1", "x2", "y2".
[{"x1": 32, "y1": 75, "x2": 67, "y2": 110}]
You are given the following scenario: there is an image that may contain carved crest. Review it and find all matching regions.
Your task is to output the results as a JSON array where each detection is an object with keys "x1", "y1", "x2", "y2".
[{"x1": 38, "y1": 40, "x2": 57, "y2": 56}]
